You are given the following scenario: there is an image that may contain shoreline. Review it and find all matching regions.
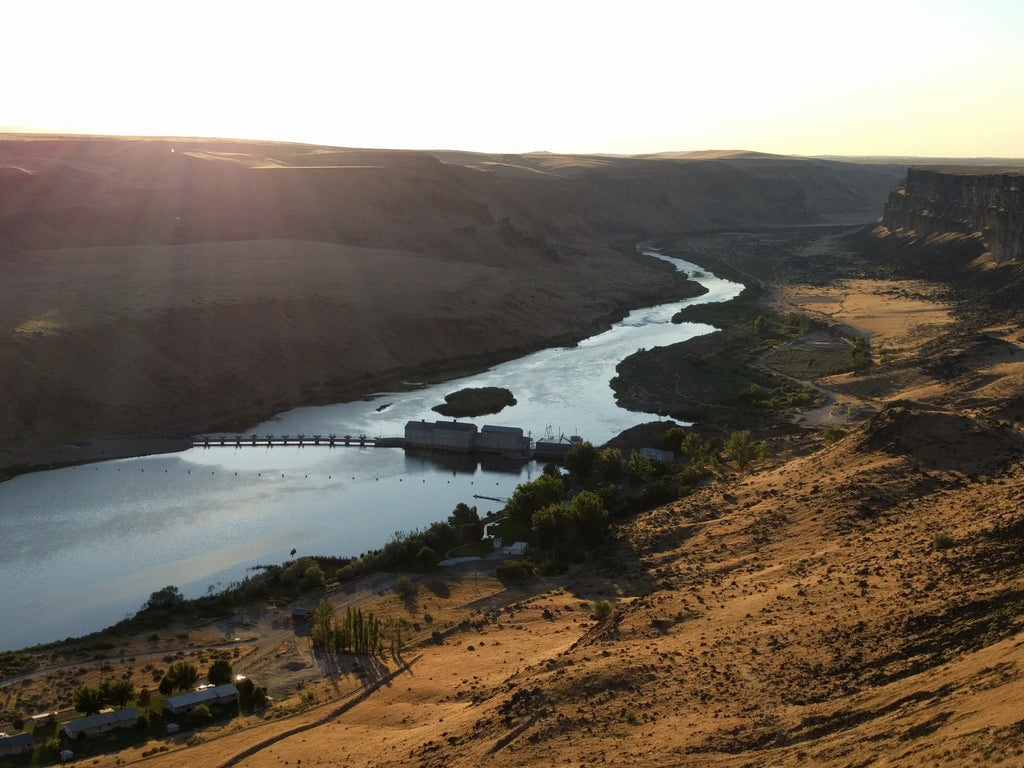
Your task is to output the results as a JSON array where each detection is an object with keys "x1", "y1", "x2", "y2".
[
  {"x1": 0, "y1": 278, "x2": 708, "y2": 484},
  {"x1": 0, "y1": 437, "x2": 195, "y2": 483}
]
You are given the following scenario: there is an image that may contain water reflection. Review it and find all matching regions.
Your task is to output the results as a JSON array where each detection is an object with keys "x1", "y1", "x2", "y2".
[{"x1": 0, "y1": 251, "x2": 740, "y2": 650}]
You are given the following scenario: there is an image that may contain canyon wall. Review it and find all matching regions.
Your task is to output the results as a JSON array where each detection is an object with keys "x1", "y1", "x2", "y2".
[{"x1": 883, "y1": 167, "x2": 1024, "y2": 261}]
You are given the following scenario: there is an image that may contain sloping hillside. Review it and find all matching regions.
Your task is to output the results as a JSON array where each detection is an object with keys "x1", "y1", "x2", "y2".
[{"x1": 0, "y1": 136, "x2": 905, "y2": 467}]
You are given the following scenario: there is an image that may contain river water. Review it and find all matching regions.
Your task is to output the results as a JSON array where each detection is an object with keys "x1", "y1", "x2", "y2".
[{"x1": 0, "y1": 250, "x2": 740, "y2": 651}]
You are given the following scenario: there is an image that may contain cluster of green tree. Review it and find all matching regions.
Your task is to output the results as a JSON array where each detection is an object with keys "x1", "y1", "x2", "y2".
[
  {"x1": 497, "y1": 430, "x2": 765, "y2": 571},
  {"x1": 331, "y1": 502, "x2": 482, "y2": 581},
  {"x1": 77, "y1": 505, "x2": 487, "y2": 645},
  {"x1": 71, "y1": 678, "x2": 138, "y2": 716},
  {"x1": 739, "y1": 382, "x2": 823, "y2": 413},
  {"x1": 0, "y1": 650, "x2": 37, "y2": 678},
  {"x1": 849, "y1": 335, "x2": 872, "y2": 371},
  {"x1": 68, "y1": 655, "x2": 259, "y2": 720},
  {"x1": 310, "y1": 602, "x2": 395, "y2": 656}
]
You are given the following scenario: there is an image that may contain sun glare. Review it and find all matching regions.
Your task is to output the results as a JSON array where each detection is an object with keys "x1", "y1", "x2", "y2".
[{"x1": 5, "y1": 0, "x2": 1023, "y2": 157}]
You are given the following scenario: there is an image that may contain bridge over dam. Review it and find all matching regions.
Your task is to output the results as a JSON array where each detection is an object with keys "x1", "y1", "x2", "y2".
[
  {"x1": 192, "y1": 434, "x2": 406, "y2": 449},
  {"x1": 192, "y1": 420, "x2": 580, "y2": 460}
]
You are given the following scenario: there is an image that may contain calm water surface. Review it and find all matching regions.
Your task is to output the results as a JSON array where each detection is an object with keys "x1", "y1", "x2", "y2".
[{"x1": 0, "y1": 250, "x2": 740, "y2": 650}]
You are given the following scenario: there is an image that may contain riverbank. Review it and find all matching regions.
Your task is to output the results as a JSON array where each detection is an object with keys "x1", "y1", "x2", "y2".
[{"x1": 0, "y1": 438, "x2": 195, "y2": 483}]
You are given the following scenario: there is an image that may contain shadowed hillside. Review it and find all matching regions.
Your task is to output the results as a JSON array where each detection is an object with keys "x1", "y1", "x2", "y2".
[{"x1": 0, "y1": 136, "x2": 906, "y2": 468}]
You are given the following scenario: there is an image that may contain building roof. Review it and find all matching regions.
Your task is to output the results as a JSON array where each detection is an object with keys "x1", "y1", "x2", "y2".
[
  {"x1": 62, "y1": 708, "x2": 139, "y2": 737},
  {"x1": 481, "y1": 425, "x2": 523, "y2": 435},
  {"x1": 0, "y1": 732, "x2": 34, "y2": 747},
  {"x1": 163, "y1": 684, "x2": 239, "y2": 711},
  {"x1": 433, "y1": 421, "x2": 477, "y2": 432}
]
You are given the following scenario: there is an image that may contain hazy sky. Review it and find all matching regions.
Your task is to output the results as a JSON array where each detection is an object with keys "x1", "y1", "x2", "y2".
[{"x1": 5, "y1": 0, "x2": 1023, "y2": 157}]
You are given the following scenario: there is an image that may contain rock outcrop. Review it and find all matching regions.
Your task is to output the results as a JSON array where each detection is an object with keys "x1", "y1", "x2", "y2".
[{"x1": 883, "y1": 167, "x2": 1024, "y2": 262}]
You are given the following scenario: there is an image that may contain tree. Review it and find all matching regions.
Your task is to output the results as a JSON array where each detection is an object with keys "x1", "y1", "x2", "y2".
[
  {"x1": 569, "y1": 490, "x2": 609, "y2": 547},
  {"x1": 531, "y1": 503, "x2": 570, "y2": 553},
  {"x1": 628, "y1": 451, "x2": 658, "y2": 483},
  {"x1": 597, "y1": 447, "x2": 626, "y2": 484},
  {"x1": 208, "y1": 658, "x2": 234, "y2": 686},
  {"x1": 303, "y1": 562, "x2": 325, "y2": 589},
  {"x1": 725, "y1": 430, "x2": 757, "y2": 470},
  {"x1": 415, "y1": 546, "x2": 437, "y2": 569},
  {"x1": 564, "y1": 440, "x2": 598, "y2": 479},
  {"x1": 106, "y1": 678, "x2": 135, "y2": 708},
  {"x1": 447, "y1": 503, "x2": 483, "y2": 544},
  {"x1": 192, "y1": 703, "x2": 212, "y2": 724},
  {"x1": 755, "y1": 440, "x2": 771, "y2": 465},
  {"x1": 144, "y1": 585, "x2": 184, "y2": 612},
  {"x1": 161, "y1": 660, "x2": 198, "y2": 693},
  {"x1": 310, "y1": 600, "x2": 335, "y2": 650},
  {"x1": 506, "y1": 474, "x2": 563, "y2": 526},
  {"x1": 72, "y1": 685, "x2": 104, "y2": 716}
]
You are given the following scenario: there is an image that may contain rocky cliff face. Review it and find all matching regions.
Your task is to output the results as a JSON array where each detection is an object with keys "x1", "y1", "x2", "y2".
[{"x1": 883, "y1": 167, "x2": 1024, "y2": 262}]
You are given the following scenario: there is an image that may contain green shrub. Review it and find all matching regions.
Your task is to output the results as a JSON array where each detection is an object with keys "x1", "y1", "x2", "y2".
[
  {"x1": 495, "y1": 558, "x2": 537, "y2": 581},
  {"x1": 823, "y1": 427, "x2": 848, "y2": 445},
  {"x1": 592, "y1": 600, "x2": 613, "y2": 619},
  {"x1": 395, "y1": 576, "x2": 417, "y2": 600},
  {"x1": 932, "y1": 531, "x2": 956, "y2": 551}
]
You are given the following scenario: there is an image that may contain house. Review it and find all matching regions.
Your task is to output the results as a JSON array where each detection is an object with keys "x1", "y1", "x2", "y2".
[
  {"x1": 502, "y1": 541, "x2": 529, "y2": 556},
  {"x1": 477, "y1": 425, "x2": 531, "y2": 456},
  {"x1": 162, "y1": 684, "x2": 239, "y2": 716},
  {"x1": 61, "y1": 708, "x2": 139, "y2": 740},
  {"x1": 0, "y1": 732, "x2": 34, "y2": 757}
]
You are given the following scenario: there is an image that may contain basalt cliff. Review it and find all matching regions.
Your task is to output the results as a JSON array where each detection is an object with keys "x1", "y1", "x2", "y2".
[{"x1": 882, "y1": 166, "x2": 1024, "y2": 262}]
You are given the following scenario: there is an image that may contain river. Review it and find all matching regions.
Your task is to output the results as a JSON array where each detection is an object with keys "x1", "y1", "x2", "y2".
[{"x1": 0, "y1": 250, "x2": 740, "y2": 651}]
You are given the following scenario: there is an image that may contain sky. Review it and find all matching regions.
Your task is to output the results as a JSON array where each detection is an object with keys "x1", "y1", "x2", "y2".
[{"x1": 4, "y1": 0, "x2": 1023, "y2": 158}]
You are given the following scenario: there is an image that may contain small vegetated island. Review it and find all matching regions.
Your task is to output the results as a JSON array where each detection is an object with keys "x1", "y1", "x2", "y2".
[{"x1": 431, "y1": 387, "x2": 516, "y2": 418}]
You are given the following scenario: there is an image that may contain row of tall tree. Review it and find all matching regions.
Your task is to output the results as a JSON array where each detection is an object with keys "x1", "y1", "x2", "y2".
[{"x1": 310, "y1": 602, "x2": 386, "y2": 656}]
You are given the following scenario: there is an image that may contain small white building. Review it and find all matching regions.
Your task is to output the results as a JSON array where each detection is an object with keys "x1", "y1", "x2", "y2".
[
  {"x1": 162, "y1": 683, "x2": 239, "y2": 716},
  {"x1": 61, "y1": 708, "x2": 139, "y2": 740},
  {"x1": 639, "y1": 447, "x2": 674, "y2": 464},
  {"x1": 502, "y1": 541, "x2": 529, "y2": 556}
]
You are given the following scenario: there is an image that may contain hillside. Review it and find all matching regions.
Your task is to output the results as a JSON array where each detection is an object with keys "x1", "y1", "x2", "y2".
[
  {"x1": 0, "y1": 136, "x2": 905, "y2": 470},
  {"x1": 189, "y1": 169, "x2": 1024, "y2": 767},
  {"x1": 6, "y1": 164, "x2": 1024, "y2": 766}
]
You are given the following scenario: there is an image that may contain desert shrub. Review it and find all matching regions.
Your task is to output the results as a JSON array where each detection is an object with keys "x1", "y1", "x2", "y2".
[
  {"x1": 932, "y1": 531, "x2": 956, "y2": 551},
  {"x1": 823, "y1": 426, "x2": 848, "y2": 445},
  {"x1": 43, "y1": 737, "x2": 62, "y2": 759},
  {"x1": 495, "y1": 558, "x2": 537, "y2": 581},
  {"x1": 395, "y1": 576, "x2": 417, "y2": 601},
  {"x1": 592, "y1": 600, "x2": 613, "y2": 619}
]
